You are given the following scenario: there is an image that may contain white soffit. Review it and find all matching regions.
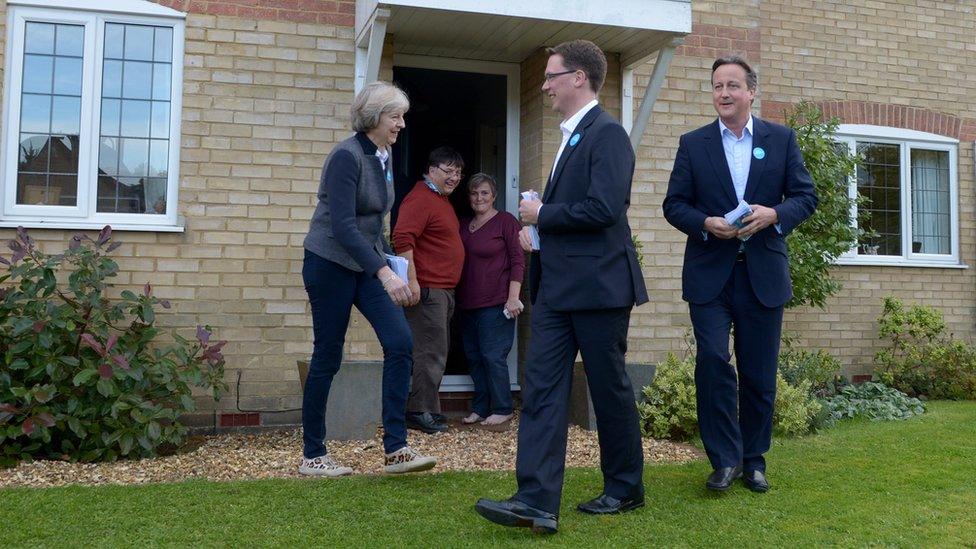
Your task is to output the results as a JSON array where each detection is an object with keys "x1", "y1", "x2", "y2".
[{"x1": 356, "y1": 0, "x2": 691, "y2": 67}]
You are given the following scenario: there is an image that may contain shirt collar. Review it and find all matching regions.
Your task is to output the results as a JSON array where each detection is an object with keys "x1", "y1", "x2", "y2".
[
  {"x1": 718, "y1": 115, "x2": 753, "y2": 139},
  {"x1": 560, "y1": 99, "x2": 599, "y2": 136},
  {"x1": 423, "y1": 177, "x2": 445, "y2": 196}
]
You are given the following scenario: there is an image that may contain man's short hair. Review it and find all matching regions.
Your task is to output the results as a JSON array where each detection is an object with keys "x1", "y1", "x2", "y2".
[
  {"x1": 546, "y1": 39, "x2": 607, "y2": 94},
  {"x1": 711, "y1": 55, "x2": 758, "y2": 90},
  {"x1": 426, "y1": 146, "x2": 464, "y2": 172},
  {"x1": 350, "y1": 81, "x2": 409, "y2": 132}
]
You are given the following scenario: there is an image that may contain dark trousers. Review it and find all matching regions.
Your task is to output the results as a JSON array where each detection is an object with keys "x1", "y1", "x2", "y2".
[
  {"x1": 460, "y1": 306, "x2": 515, "y2": 417},
  {"x1": 404, "y1": 288, "x2": 454, "y2": 414},
  {"x1": 689, "y1": 260, "x2": 783, "y2": 473},
  {"x1": 301, "y1": 250, "x2": 412, "y2": 457},
  {"x1": 515, "y1": 299, "x2": 644, "y2": 514}
]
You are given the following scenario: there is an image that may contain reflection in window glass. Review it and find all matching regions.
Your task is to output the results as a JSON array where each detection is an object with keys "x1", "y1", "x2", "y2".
[
  {"x1": 97, "y1": 22, "x2": 172, "y2": 214},
  {"x1": 856, "y1": 142, "x2": 901, "y2": 256},
  {"x1": 16, "y1": 23, "x2": 83, "y2": 206}
]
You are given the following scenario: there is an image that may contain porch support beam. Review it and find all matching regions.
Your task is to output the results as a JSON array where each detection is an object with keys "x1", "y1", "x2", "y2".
[
  {"x1": 628, "y1": 37, "x2": 682, "y2": 151},
  {"x1": 355, "y1": 7, "x2": 390, "y2": 93}
]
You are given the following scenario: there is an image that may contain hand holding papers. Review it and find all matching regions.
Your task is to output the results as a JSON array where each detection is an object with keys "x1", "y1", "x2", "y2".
[
  {"x1": 724, "y1": 200, "x2": 754, "y2": 241},
  {"x1": 520, "y1": 191, "x2": 541, "y2": 251},
  {"x1": 384, "y1": 254, "x2": 409, "y2": 283}
]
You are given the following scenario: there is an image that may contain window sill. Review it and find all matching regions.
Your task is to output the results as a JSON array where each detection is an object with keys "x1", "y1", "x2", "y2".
[
  {"x1": 0, "y1": 218, "x2": 185, "y2": 233},
  {"x1": 834, "y1": 257, "x2": 967, "y2": 269}
]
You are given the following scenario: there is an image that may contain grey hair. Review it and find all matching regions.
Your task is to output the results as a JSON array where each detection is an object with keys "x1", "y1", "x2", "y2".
[
  {"x1": 351, "y1": 81, "x2": 409, "y2": 132},
  {"x1": 467, "y1": 173, "x2": 497, "y2": 195}
]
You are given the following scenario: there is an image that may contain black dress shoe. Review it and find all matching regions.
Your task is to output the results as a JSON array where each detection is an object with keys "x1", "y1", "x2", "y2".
[
  {"x1": 577, "y1": 493, "x2": 645, "y2": 514},
  {"x1": 405, "y1": 411, "x2": 448, "y2": 434},
  {"x1": 474, "y1": 497, "x2": 558, "y2": 534},
  {"x1": 742, "y1": 470, "x2": 770, "y2": 493},
  {"x1": 431, "y1": 413, "x2": 448, "y2": 424},
  {"x1": 706, "y1": 465, "x2": 743, "y2": 491}
]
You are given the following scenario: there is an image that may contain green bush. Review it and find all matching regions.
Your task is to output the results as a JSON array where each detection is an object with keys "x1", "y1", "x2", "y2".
[
  {"x1": 822, "y1": 382, "x2": 925, "y2": 424},
  {"x1": 874, "y1": 296, "x2": 976, "y2": 400},
  {"x1": 637, "y1": 352, "x2": 698, "y2": 441},
  {"x1": 773, "y1": 373, "x2": 823, "y2": 437},
  {"x1": 0, "y1": 227, "x2": 227, "y2": 467},
  {"x1": 638, "y1": 350, "x2": 827, "y2": 440},
  {"x1": 779, "y1": 333, "x2": 845, "y2": 398}
]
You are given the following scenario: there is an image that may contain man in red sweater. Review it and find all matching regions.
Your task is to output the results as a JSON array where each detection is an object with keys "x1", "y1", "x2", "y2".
[{"x1": 393, "y1": 146, "x2": 466, "y2": 433}]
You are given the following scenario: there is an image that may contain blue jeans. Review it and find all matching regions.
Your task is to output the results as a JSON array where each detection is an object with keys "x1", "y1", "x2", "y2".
[
  {"x1": 460, "y1": 306, "x2": 515, "y2": 417},
  {"x1": 302, "y1": 250, "x2": 412, "y2": 457}
]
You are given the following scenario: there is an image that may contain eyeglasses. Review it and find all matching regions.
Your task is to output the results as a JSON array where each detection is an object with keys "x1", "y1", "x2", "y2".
[
  {"x1": 435, "y1": 165, "x2": 464, "y2": 179},
  {"x1": 543, "y1": 69, "x2": 579, "y2": 82}
]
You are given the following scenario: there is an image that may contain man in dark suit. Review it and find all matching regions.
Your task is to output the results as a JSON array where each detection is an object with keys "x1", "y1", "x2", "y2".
[
  {"x1": 663, "y1": 55, "x2": 817, "y2": 493},
  {"x1": 475, "y1": 39, "x2": 649, "y2": 534}
]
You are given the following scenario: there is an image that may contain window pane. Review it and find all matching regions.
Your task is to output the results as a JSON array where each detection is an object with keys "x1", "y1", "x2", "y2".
[
  {"x1": 152, "y1": 63, "x2": 171, "y2": 100},
  {"x1": 53, "y1": 57, "x2": 83, "y2": 95},
  {"x1": 154, "y1": 28, "x2": 173, "y2": 62},
  {"x1": 20, "y1": 94, "x2": 51, "y2": 133},
  {"x1": 105, "y1": 24, "x2": 124, "y2": 59},
  {"x1": 120, "y1": 100, "x2": 151, "y2": 137},
  {"x1": 98, "y1": 137, "x2": 120, "y2": 175},
  {"x1": 49, "y1": 135, "x2": 79, "y2": 174},
  {"x1": 122, "y1": 61, "x2": 152, "y2": 99},
  {"x1": 51, "y1": 96, "x2": 81, "y2": 134},
  {"x1": 911, "y1": 149, "x2": 951, "y2": 255},
  {"x1": 119, "y1": 138, "x2": 149, "y2": 177},
  {"x1": 101, "y1": 98, "x2": 121, "y2": 136},
  {"x1": 23, "y1": 54, "x2": 53, "y2": 94},
  {"x1": 148, "y1": 140, "x2": 168, "y2": 178},
  {"x1": 102, "y1": 60, "x2": 123, "y2": 98},
  {"x1": 97, "y1": 176, "x2": 144, "y2": 213},
  {"x1": 48, "y1": 175, "x2": 78, "y2": 206},
  {"x1": 18, "y1": 134, "x2": 50, "y2": 172},
  {"x1": 857, "y1": 142, "x2": 901, "y2": 256},
  {"x1": 146, "y1": 178, "x2": 167, "y2": 214},
  {"x1": 25, "y1": 23, "x2": 55, "y2": 54},
  {"x1": 55, "y1": 25, "x2": 84, "y2": 57},
  {"x1": 150, "y1": 101, "x2": 169, "y2": 138},
  {"x1": 17, "y1": 173, "x2": 49, "y2": 204},
  {"x1": 124, "y1": 26, "x2": 154, "y2": 61}
]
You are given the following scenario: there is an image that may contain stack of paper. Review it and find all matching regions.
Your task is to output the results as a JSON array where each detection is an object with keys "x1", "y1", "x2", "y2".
[
  {"x1": 520, "y1": 190, "x2": 541, "y2": 250},
  {"x1": 724, "y1": 200, "x2": 754, "y2": 241},
  {"x1": 384, "y1": 254, "x2": 409, "y2": 282}
]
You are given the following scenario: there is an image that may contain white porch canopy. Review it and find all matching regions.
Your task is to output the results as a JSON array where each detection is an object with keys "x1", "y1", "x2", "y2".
[{"x1": 355, "y1": 0, "x2": 692, "y2": 148}]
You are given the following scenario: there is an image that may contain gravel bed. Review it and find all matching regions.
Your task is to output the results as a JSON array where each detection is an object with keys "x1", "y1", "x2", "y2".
[{"x1": 0, "y1": 415, "x2": 702, "y2": 488}]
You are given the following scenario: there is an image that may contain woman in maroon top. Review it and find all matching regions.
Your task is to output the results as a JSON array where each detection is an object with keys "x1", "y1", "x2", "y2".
[{"x1": 456, "y1": 173, "x2": 525, "y2": 426}]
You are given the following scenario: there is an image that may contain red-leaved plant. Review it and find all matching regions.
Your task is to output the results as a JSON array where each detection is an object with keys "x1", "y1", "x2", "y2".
[{"x1": 0, "y1": 226, "x2": 226, "y2": 466}]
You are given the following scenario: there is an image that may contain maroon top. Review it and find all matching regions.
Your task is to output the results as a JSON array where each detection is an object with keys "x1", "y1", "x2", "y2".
[{"x1": 456, "y1": 211, "x2": 525, "y2": 310}]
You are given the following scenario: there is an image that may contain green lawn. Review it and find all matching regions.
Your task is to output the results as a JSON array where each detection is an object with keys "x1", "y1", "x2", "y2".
[{"x1": 2, "y1": 402, "x2": 975, "y2": 547}]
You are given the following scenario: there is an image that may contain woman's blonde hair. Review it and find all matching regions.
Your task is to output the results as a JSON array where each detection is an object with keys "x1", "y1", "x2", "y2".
[{"x1": 351, "y1": 81, "x2": 409, "y2": 132}]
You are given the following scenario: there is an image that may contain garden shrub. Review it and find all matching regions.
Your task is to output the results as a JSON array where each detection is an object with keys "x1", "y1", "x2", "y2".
[
  {"x1": 0, "y1": 227, "x2": 227, "y2": 467},
  {"x1": 772, "y1": 374, "x2": 823, "y2": 437},
  {"x1": 637, "y1": 352, "x2": 698, "y2": 441},
  {"x1": 874, "y1": 296, "x2": 976, "y2": 400},
  {"x1": 778, "y1": 333, "x2": 845, "y2": 398},
  {"x1": 822, "y1": 382, "x2": 925, "y2": 424}
]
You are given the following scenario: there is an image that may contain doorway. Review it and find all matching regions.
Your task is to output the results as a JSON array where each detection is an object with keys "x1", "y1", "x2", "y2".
[{"x1": 390, "y1": 55, "x2": 520, "y2": 392}]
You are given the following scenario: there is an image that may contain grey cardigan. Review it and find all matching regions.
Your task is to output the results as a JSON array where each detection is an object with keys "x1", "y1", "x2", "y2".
[{"x1": 303, "y1": 133, "x2": 393, "y2": 275}]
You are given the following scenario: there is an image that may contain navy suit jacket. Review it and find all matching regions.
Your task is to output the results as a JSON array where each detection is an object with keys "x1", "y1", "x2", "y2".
[
  {"x1": 529, "y1": 105, "x2": 649, "y2": 311},
  {"x1": 663, "y1": 117, "x2": 818, "y2": 308}
]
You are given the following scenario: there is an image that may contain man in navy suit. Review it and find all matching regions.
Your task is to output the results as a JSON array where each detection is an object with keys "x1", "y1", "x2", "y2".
[
  {"x1": 474, "y1": 40, "x2": 649, "y2": 534},
  {"x1": 663, "y1": 56, "x2": 817, "y2": 493}
]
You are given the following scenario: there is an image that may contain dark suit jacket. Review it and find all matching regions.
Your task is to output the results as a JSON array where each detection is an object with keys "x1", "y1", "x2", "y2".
[
  {"x1": 663, "y1": 117, "x2": 818, "y2": 308},
  {"x1": 529, "y1": 105, "x2": 649, "y2": 311}
]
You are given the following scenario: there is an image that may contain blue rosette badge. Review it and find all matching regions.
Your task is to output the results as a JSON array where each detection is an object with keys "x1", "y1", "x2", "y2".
[
  {"x1": 753, "y1": 146, "x2": 765, "y2": 160},
  {"x1": 569, "y1": 133, "x2": 581, "y2": 146}
]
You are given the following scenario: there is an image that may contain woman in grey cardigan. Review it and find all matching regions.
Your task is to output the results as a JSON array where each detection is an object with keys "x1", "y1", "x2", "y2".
[{"x1": 300, "y1": 81, "x2": 436, "y2": 476}]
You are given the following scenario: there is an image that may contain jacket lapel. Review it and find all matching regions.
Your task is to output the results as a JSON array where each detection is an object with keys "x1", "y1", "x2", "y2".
[
  {"x1": 743, "y1": 117, "x2": 769, "y2": 203},
  {"x1": 704, "y1": 120, "x2": 739, "y2": 207},
  {"x1": 543, "y1": 105, "x2": 603, "y2": 203}
]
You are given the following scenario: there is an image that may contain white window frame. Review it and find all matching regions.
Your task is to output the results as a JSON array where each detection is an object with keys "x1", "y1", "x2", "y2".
[
  {"x1": 0, "y1": 0, "x2": 185, "y2": 232},
  {"x1": 835, "y1": 124, "x2": 962, "y2": 268}
]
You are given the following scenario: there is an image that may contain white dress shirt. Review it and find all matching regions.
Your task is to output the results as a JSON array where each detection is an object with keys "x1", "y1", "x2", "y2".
[
  {"x1": 719, "y1": 115, "x2": 753, "y2": 202},
  {"x1": 550, "y1": 99, "x2": 599, "y2": 181}
]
